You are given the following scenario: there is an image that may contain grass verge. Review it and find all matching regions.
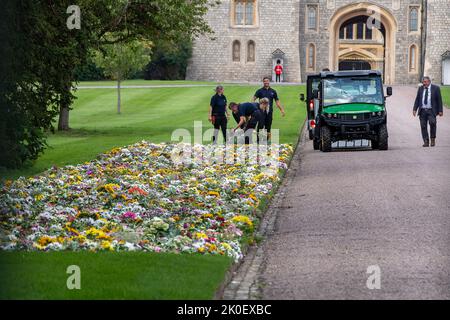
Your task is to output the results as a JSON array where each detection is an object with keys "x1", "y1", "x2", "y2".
[
  {"x1": 441, "y1": 86, "x2": 450, "y2": 108},
  {"x1": 0, "y1": 251, "x2": 232, "y2": 299}
]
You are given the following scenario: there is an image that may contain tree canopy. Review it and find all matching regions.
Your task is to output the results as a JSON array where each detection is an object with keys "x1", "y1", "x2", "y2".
[{"x1": 0, "y1": 0, "x2": 215, "y2": 168}]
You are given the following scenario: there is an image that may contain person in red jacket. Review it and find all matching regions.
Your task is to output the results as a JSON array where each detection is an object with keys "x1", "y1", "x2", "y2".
[{"x1": 274, "y1": 60, "x2": 283, "y2": 82}]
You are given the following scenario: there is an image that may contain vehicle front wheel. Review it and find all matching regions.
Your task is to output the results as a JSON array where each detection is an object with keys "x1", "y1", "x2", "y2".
[
  {"x1": 371, "y1": 139, "x2": 379, "y2": 149},
  {"x1": 378, "y1": 124, "x2": 388, "y2": 150},
  {"x1": 321, "y1": 126, "x2": 332, "y2": 152}
]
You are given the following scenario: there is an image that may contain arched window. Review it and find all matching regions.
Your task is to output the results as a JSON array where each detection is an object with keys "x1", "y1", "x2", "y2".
[
  {"x1": 409, "y1": 8, "x2": 418, "y2": 32},
  {"x1": 247, "y1": 40, "x2": 255, "y2": 62},
  {"x1": 232, "y1": 40, "x2": 241, "y2": 62},
  {"x1": 234, "y1": 1, "x2": 256, "y2": 26},
  {"x1": 409, "y1": 44, "x2": 418, "y2": 72},
  {"x1": 307, "y1": 5, "x2": 318, "y2": 30},
  {"x1": 307, "y1": 44, "x2": 316, "y2": 71}
]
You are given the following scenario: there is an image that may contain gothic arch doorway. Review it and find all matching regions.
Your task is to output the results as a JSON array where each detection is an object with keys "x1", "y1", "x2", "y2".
[{"x1": 329, "y1": 3, "x2": 397, "y2": 84}]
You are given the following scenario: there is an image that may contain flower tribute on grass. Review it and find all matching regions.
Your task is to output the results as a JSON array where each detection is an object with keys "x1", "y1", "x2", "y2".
[{"x1": 0, "y1": 142, "x2": 292, "y2": 261}]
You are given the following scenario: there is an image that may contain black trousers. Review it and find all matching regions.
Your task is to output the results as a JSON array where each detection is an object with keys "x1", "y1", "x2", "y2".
[
  {"x1": 245, "y1": 110, "x2": 266, "y2": 144},
  {"x1": 212, "y1": 115, "x2": 227, "y2": 143},
  {"x1": 419, "y1": 109, "x2": 437, "y2": 141},
  {"x1": 263, "y1": 110, "x2": 274, "y2": 133},
  {"x1": 276, "y1": 74, "x2": 281, "y2": 82}
]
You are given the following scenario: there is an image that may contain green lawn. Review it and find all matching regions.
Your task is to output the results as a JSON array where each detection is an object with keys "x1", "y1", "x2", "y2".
[
  {"x1": 1, "y1": 82, "x2": 306, "y2": 180},
  {"x1": 442, "y1": 86, "x2": 450, "y2": 108},
  {"x1": 0, "y1": 251, "x2": 232, "y2": 299},
  {"x1": 75, "y1": 79, "x2": 219, "y2": 87}
]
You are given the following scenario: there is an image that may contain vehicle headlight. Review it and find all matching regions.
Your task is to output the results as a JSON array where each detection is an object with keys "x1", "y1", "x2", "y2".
[
  {"x1": 377, "y1": 111, "x2": 382, "y2": 116},
  {"x1": 326, "y1": 113, "x2": 332, "y2": 118},
  {"x1": 333, "y1": 114, "x2": 338, "y2": 118},
  {"x1": 372, "y1": 112, "x2": 376, "y2": 116}
]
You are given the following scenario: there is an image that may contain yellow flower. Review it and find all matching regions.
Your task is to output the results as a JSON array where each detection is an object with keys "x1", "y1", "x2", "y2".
[
  {"x1": 197, "y1": 247, "x2": 205, "y2": 253},
  {"x1": 75, "y1": 234, "x2": 86, "y2": 243},
  {"x1": 195, "y1": 232, "x2": 208, "y2": 240},
  {"x1": 101, "y1": 183, "x2": 120, "y2": 194},
  {"x1": 221, "y1": 242, "x2": 232, "y2": 251},
  {"x1": 33, "y1": 243, "x2": 46, "y2": 250},
  {"x1": 254, "y1": 173, "x2": 266, "y2": 182},
  {"x1": 34, "y1": 194, "x2": 44, "y2": 201},
  {"x1": 208, "y1": 191, "x2": 220, "y2": 197},
  {"x1": 232, "y1": 215, "x2": 253, "y2": 228},
  {"x1": 86, "y1": 227, "x2": 110, "y2": 240},
  {"x1": 37, "y1": 236, "x2": 57, "y2": 246},
  {"x1": 101, "y1": 240, "x2": 113, "y2": 251}
]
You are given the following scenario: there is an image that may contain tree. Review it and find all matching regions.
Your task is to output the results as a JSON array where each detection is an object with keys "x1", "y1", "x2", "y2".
[
  {"x1": 56, "y1": 0, "x2": 216, "y2": 131},
  {"x1": 144, "y1": 38, "x2": 193, "y2": 80},
  {"x1": 94, "y1": 40, "x2": 151, "y2": 114},
  {"x1": 0, "y1": 0, "x2": 216, "y2": 169}
]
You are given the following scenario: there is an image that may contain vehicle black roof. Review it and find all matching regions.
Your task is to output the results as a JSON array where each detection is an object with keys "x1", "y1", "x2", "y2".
[{"x1": 308, "y1": 70, "x2": 382, "y2": 79}]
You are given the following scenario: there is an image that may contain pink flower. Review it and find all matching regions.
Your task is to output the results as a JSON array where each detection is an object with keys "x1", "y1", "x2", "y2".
[{"x1": 122, "y1": 211, "x2": 137, "y2": 220}]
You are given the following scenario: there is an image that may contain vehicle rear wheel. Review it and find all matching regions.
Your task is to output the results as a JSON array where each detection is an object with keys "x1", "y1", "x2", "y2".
[
  {"x1": 378, "y1": 124, "x2": 388, "y2": 150},
  {"x1": 321, "y1": 126, "x2": 332, "y2": 152},
  {"x1": 313, "y1": 138, "x2": 320, "y2": 150}
]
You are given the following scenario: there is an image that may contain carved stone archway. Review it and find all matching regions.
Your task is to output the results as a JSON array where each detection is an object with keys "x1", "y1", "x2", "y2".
[{"x1": 329, "y1": 2, "x2": 398, "y2": 84}]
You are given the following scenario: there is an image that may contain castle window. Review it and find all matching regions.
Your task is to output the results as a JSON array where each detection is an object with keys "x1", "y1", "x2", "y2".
[
  {"x1": 365, "y1": 24, "x2": 373, "y2": 40},
  {"x1": 409, "y1": 44, "x2": 418, "y2": 73},
  {"x1": 307, "y1": 43, "x2": 316, "y2": 71},
  {"x1": 346, "y1": 24, "x2": 353, "y2": 39},
  {"x1": 307, "y1": 5, "x2": 318, "y2": 31},
  {"x1": 339, "y1": 27, "x2": 345, "y2": 39},
  {"x1": 409, "y1": 7, "x2": 419, "y2": 32},
  {"x1": 247, "y1": 41, "x2": 255, "y2": 62},
  {"x1": 356, "y1": 22, "x2": 364, "y2": 39},
  {"x1": 232, "y1": 40, "x2": 241, "y2": 62},
  {"x1": 339, "y1": 21, "x2": 373, "y2": 41},
  {"x1": 234, "y1": 1, "x2": 256, "y2": 26}
]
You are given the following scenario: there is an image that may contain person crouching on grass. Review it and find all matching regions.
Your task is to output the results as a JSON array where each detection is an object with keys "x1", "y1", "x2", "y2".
[
  {"x1": 209, "y1": 85, "x2": 229, "y2": 144},
  {"x1": 229, "y1": 98, "x2": 270, "y2": 144}
]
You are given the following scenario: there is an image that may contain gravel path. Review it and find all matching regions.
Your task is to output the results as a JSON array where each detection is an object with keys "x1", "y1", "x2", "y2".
[{"x1": 257, "y1": 85, "x2": 450, "y2": 299}]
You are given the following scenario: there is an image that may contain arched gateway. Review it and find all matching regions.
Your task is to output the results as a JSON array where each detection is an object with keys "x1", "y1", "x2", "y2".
[{"x1": 329, "y1": 2, "x2": 398, "y2": 84}]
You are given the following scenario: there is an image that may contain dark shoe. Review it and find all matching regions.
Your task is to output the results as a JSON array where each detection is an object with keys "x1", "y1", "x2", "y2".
[
  {"x1": 423, "y1": 140, "x2": 429, "y2": 147},
  {"x1": 431, "y1": 138, "x2": 436, "y2": 147}
]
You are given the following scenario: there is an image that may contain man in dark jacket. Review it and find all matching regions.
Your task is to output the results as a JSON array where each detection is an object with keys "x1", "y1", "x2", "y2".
[
  {"x1": 229, "y1": 98, "x2": 269, "y2": 144},
  {"x1": 252, "y1": 77, "x2": 285, "y2": 141},
  {"x1": 413, "y1": 76, "x2": 444, "y2": 147}
]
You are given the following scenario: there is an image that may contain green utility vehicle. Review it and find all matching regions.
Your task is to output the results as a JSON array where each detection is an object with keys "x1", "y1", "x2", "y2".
[{"x1": 301, "y1": 70, "x2": 392, "y2": 152}]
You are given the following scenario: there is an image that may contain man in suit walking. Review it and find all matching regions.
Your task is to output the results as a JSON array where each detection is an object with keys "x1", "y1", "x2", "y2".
[{"x1": 413, "y1": 76, "x2": 444, "y2": 147}]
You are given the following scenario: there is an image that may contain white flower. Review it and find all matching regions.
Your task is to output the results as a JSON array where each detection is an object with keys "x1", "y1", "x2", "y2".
[{"x1": 123, "y1": 242, "x2": 137, "y2": 251}]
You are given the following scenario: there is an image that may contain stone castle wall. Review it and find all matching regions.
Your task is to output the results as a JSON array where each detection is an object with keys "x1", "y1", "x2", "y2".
[
  {"x1": 424, "y1": 0, "x2": 450, "y2": 84},
  {"x1": 187, "y1": 0, "x2": 450, "y2": 85},
  {"x1": 186, "y1": 0, "x2": 302, "y2": 82}
]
